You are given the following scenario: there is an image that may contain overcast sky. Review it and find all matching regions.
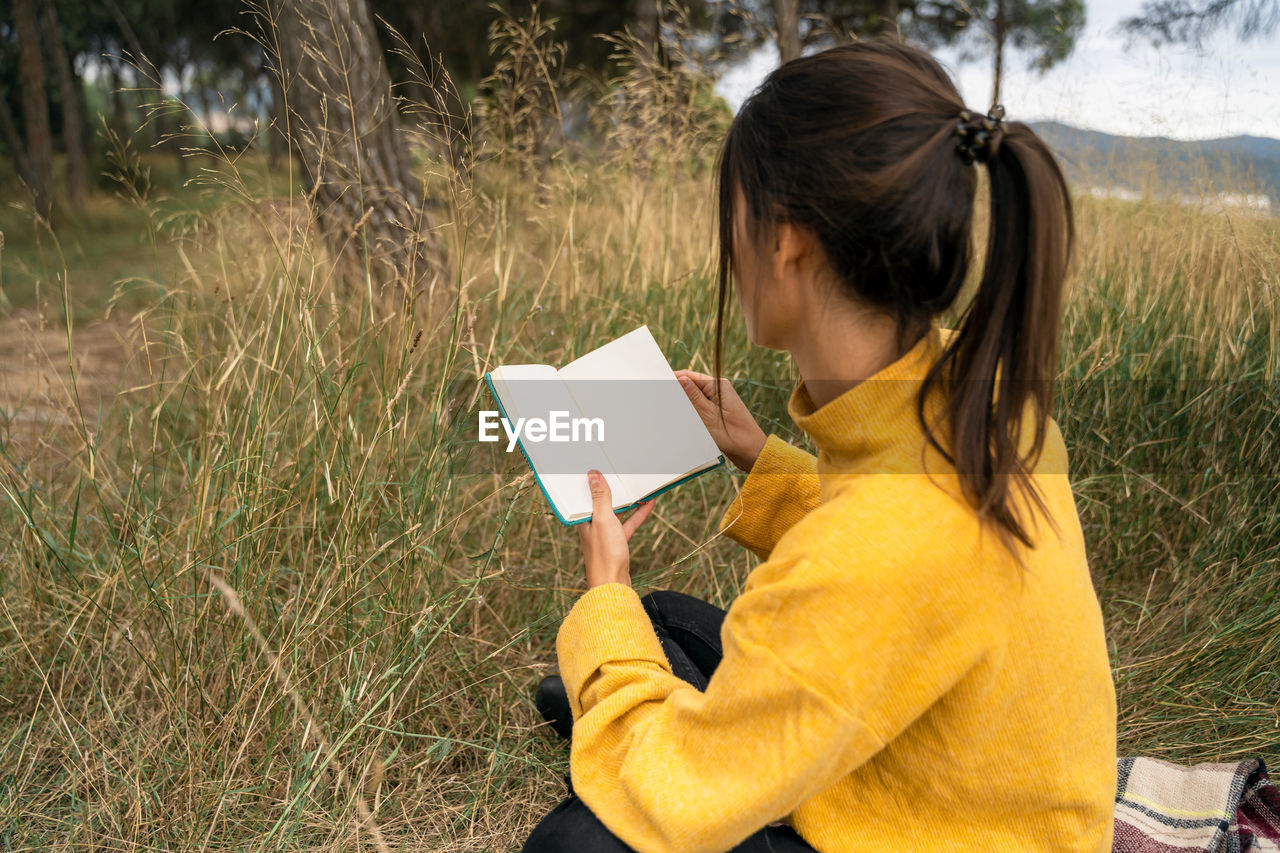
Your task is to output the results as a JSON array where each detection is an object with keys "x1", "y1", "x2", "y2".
[{"x1": 715, "y1": 0, "x2": 1280, "y2": 141}]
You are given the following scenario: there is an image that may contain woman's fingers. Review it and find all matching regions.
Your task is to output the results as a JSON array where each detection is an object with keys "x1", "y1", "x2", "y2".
[
  {"x1": 674, "y1": 369, "x2": 719, "y2": 400},
  {"x1": 674, "y1": 368, "x2": 713, "y2": 383},
  {"x1": 677, "y1": 374, "x2": 711, "y2": 410},
  {"x1": 676, "y1": 372, "x2": 736, "y2": 415},
  {"x1": 621, "y1": 500, "x2": 655, "y2": 541}
]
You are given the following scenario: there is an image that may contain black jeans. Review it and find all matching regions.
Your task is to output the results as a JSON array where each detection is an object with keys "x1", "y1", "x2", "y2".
[{"x1": 522, "y1": 590, "x2": 818, "y2": 853}]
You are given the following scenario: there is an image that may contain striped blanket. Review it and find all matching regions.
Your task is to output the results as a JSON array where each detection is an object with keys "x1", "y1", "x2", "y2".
[{"x1": 1114, "y1": 756, "x2": 1280, "y2": 852}]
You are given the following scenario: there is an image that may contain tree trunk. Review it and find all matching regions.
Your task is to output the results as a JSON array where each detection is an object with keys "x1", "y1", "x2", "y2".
[
  {"x1": 772, "y1": 0, "x2": 801, "y2": 63},
  {"x1": 272, "y1": 0, "x2": 444, "y2": 298},
  {"x1": 104, "y1": 0, "x2": 184, "y2": 171},
  {"x1": 195, "y1": 76, "x2": 213, "y2": 141},
  {"x1": 991, "y1": 0, "x2": 1007, "y2": 107},
  {"x1": 624, "y1": 0, "x2": 665, "y2": 180},
  {"x1": 264, "y1": 68, "x2": 283, "y2": 169},
  {"x1": 635, "y1": 0, "x2": 660, "y2": 61},
  {"x1": 108, "y1": 61, "x2": 129, "y2": 138},
  {"x1": 41, "y1": 0, "x2": 87, "y2": 211},
  {"x1": 13, "y1": 0, "x2": 54, "y2": 218},
  {"x1": 0, "y1": 96, "x2": 35, "y2": 189},
  {"x1": 876, "y1": 0, "x2": 901, "y2": 36}
]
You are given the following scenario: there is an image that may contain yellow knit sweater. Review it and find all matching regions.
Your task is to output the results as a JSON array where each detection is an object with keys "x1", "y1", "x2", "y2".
[{"x1": 555, "y1": 323, "x2": 1118, "y2": 852}]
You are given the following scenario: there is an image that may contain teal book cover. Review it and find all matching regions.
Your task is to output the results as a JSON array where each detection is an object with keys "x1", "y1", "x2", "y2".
[{"x1": 482, "y1": 358, "x2": 725, "y2": 527}]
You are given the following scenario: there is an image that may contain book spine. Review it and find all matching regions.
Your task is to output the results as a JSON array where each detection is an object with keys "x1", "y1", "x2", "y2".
[{"x1": 485, "y1": 372, "x2": 579, "y2": 527}]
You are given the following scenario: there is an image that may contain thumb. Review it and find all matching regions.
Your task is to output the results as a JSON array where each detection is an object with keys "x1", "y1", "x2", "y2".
[
  {"x1": 587, "y1": 469, "x2": 612, "y2": 517},
  {"x1": 677, "y1": 375, "x2": 710, "y2": 412}
]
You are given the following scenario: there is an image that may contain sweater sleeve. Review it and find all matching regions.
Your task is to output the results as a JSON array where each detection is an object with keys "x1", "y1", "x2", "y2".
[
  {"x1": 555, "y1": 491, "x2": 1006, "y2": 853},
  {"x1": 716, "y1": 433, "x2": 821, "y2": 560}
]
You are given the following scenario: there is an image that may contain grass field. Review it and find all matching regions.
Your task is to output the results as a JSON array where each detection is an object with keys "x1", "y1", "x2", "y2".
[{"x1": 1, "y1": 43, "x2": 1279, "y2": 852}]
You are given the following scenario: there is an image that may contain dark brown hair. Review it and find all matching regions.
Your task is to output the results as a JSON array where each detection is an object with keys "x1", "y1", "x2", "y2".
[{"x1": 712, "y1": 38, "x2": 1073, "y2": 554}]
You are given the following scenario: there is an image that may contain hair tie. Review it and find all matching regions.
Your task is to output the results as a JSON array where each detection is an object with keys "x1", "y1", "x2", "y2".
[{"x1": 954, "y1": 104, "x2": 1005, "y2": 165}]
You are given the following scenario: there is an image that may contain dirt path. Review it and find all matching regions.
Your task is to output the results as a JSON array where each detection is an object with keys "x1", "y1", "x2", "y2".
[{"x1": 0, "y1": 309, "x2": 156, "y2": 468}]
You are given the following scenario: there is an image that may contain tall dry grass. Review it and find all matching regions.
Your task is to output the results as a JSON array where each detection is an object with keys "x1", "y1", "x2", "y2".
[{"x1": 1, "y1": 7, "x2": 1278, "y2": 851}]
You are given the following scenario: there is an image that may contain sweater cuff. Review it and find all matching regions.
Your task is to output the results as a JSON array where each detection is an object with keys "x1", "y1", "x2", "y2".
[
  {"x1": 717, "y1": 433, "x2": 819, "y2": 559},
  {"x1": 556, "y1": 583, "x2": 670, "y2": 719}
]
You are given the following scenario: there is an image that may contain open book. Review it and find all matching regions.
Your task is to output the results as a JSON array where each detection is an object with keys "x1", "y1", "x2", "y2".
[{"x1": 483, "y1": 326, "x2": 725, "y2": 525}]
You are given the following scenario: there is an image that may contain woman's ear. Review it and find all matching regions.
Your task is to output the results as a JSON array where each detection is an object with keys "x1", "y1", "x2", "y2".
[{"x1": 772, "y1": 221, "x2": 817, "y2": 282}]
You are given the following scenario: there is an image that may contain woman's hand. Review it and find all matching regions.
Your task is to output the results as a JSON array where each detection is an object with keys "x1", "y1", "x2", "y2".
[
  {"x1": 674, "y1": 369, "x2": 768, "y2": 474},
  {"x1": 578, "y1": 470, "x2": 656, "y2": 589}
]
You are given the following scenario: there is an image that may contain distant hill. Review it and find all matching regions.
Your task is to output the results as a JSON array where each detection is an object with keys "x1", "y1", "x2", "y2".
[{"x1": 1029, "y1": 121, "x2": 1280, "y2": 211}]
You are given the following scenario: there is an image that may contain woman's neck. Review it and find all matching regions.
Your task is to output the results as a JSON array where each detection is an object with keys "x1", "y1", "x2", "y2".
[{"x1": 789, "y1": 307, "x2": 924, "y2": 411}]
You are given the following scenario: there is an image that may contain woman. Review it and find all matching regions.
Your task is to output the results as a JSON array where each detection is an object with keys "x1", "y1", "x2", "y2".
[{"x1": 523, "y1": 37, "x2": 1117, "y2": 852}]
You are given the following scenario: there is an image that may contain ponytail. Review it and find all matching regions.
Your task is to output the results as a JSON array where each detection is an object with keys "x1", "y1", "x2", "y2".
[{"x1": 919, "y1": 122, "x2": 1074, "y2": 554}]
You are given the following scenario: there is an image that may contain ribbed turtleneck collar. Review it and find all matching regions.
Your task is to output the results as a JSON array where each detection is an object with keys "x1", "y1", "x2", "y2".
[{"x1": 786, "y1": 322, "x2": 949, "y2": 496}]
